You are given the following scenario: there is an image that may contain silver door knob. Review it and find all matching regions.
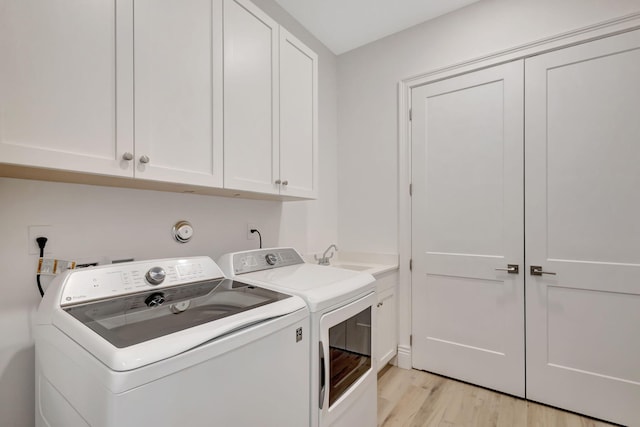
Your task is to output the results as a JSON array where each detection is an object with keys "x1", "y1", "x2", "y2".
[
  {"x1": 275, "y1": 179, "x2": 282, "y2": 185},
  {"x1": 282, "y1": 180, "x2": 289, "y2": 186},
  {"x1": 122, "y1": 152, "x2": 134, "y2": 161},
  {"x1": 530, "y1": 266, "x2": 556, "y2": 276},
  {"x1": 495, "y1": 264, "x2": 519, "y2": 274},
  {"x1": 139, "y1": 155, "x2": 150, "y2": 164}
]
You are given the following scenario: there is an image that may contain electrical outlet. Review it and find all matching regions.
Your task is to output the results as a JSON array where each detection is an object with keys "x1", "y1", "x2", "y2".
[
  {"x1": 247, "y1": 223, "x2": 257, "y2": 240},
  {"x1": 28, "y1": 225, "x2": 55, "y2": 255}
]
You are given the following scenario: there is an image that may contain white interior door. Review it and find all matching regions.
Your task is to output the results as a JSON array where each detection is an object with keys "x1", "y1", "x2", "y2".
[
  {"x1": 525, "y1": 29, "x2": 640, "y2": 426},
  {"x1": 411, "y1": 61, "x2": 525, "y2": 397}
]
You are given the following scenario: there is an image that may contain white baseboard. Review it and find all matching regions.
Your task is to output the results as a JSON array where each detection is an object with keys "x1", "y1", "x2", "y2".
[{"x1": 397, "y1": 345, "x2": 411, "y2": 370}]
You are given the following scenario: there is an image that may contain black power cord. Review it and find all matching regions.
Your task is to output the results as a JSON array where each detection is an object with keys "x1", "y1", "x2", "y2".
[
  {"x1": 36, "y1": 237, "x2": 48, "y2": 297},
  {"x1": 250, "y1": 229, "x2": 262, "y2": 249}
]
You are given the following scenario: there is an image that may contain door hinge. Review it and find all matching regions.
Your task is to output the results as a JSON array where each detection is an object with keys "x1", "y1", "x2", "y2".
[
  {"x1": 410, "y1": 334, "x2": 413, "y2": 346},
  {"x1": 409, "y1": 183, "x2": 412, "y2": 196},
  {"x1": 409, "y1": 258, "x2": 413, "y2": 271},
  {"x1": 409, "y1": 108, "x2": 412, "y2": 121}
]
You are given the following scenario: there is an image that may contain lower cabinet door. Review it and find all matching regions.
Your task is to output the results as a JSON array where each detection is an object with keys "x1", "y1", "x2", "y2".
[{"x1": 376, "y1": 287, "x2": 397, "y2": 371}]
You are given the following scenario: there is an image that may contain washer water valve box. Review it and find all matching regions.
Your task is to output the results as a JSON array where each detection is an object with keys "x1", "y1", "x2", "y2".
[{"x1": 37, "y1": 258, "x2": 76, "y2": 275}]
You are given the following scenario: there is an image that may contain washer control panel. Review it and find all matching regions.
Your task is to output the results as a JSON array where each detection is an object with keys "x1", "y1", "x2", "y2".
[
  {"x1": 231, "y1": 248, "x2": 304, "y2": 274},
  {"x1": 59, "y1": 256, "x2": 223, "y2": 307}
]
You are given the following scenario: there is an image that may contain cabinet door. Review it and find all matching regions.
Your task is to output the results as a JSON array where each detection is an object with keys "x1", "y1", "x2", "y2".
[
  {"x1": 376, "y1": 287, "x2": 397, "y2": 371},
  {"x1": 525, "y1": 29, "x2": 640, "y2": 426},
  {"x1": 223, "y1": 0, "x2": 279, "y2": 194},
  {"x1": 134, "y1": 0, "x2": 223, "y2": 187},
  {"x1": 0, "y1": 0, "x2": 134, "y2": 176},
  {"x1": 279, "y1": 29, "x2": 318, "y2": 199}
]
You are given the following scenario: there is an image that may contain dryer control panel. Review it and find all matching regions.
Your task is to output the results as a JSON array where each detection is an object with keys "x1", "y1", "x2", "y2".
[
  {"x1": 229, "y1": 248, "x2": 305, "y2": 275},
  {"x1": 59, "y1": 257, "x2": 224, "y2": 306}
]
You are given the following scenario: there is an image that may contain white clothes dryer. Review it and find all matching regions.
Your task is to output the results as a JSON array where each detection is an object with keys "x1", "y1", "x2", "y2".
[
  {"x1": 218, "y1": 248, "x2": 377, "y2": 427},
  {"x1": 34, "y1": 256, "x2": 310, "y2": 427}
]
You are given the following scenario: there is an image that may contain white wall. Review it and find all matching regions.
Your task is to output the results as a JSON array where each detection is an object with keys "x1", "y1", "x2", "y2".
[
  {"x1": 337, "y1": 0, "x2": 640, "y2": 254},
  {"x1": 0, "y1": 0, "x2": 337, "y2": 424},
  {"x1": 336, "y1": 0, "x2": 640, "y2": 370}
]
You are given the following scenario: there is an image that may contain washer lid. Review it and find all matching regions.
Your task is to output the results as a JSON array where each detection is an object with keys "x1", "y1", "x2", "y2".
[
  {"x1": 37, "y1": 256, "x2": 308, "y2": 371},
  {"x1": 63, "y1": 278, "x2": 293, "y2": 348},
  {"x1": 238, "y1": 263, "x2": 375, "y2": 312}
]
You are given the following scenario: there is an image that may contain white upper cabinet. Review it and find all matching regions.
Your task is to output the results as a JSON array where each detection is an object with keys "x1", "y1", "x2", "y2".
[
  {"x1": 0, "y1": 0, "x2": 316, "y2": 199},
  {"x1": 223, "y1": 0, "x2": 280, "y2": 194},
  {"x1": 0, "y1": 0, "x2": 134, "y2": 177},
  {"x1": 223, "y1": 0, "x2": 318, "y2": 198},
  {"x1": 279, "y1": 29, "x2": 318, "y2": 199},
  {"x1": 134, "y1": 0, "x2": 223, "y2": 187}
]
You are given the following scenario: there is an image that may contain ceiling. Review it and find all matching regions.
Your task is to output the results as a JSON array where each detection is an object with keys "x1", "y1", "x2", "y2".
[{"x1": 273, "y1": 0, "x2": 482, "y2": 55}]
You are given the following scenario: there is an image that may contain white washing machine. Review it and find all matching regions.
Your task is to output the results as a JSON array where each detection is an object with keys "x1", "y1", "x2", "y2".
[
  {"x1": 34, "y1": 256, "x2": 310, "y2": 427},
  {"x1": 218, "y1": 248, "x2": 377, "y2": 427}
]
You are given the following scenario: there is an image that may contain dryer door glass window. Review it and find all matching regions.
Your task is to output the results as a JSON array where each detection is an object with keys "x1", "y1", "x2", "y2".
[{"x1": 328, "y1": 306, "x2": 371, "y2": 407}]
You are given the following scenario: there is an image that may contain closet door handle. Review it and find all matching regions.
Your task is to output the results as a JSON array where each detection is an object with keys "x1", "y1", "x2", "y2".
[
  {"x1": 495, "y1": 264, "x2": 519, "y2": 274},
  {"x1": 530, "y1": 266, "x2": 556, "y2": 276}
]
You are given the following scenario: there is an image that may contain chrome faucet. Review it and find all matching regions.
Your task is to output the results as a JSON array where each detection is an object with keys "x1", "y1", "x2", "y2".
[{"x1": 314, "y1": 244, "x2": 338, "y2": 265}]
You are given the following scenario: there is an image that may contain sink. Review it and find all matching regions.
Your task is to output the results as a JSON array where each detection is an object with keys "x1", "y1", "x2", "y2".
[{"x1": 329, "y1": 264, "x2": 371, "y2": 271}]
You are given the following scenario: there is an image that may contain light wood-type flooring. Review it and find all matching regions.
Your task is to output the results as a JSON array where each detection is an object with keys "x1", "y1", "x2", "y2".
[{"x1": 377, "y1": 366, "x2": 617, "y2": 427}]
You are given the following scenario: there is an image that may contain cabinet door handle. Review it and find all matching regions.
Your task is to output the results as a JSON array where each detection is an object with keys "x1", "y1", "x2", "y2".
[
  {"x1": 282, "y1": 180, "x2": 289, "y2": 186},
  {"x1": 377, "y1": 302, "x2": 383, "y2": 307},
  {"x1": 139, "y1": 155, "x2": 150, "y2": 164},
  {"x1": 275, "y1": 179, "x2": 282, "y2": 185},
  {"x1": 122, "y1": 152, "x2": 133, "y2": 161},
  {"x1": 530, "y1": 266, "x2": 556, "y2": 276}
]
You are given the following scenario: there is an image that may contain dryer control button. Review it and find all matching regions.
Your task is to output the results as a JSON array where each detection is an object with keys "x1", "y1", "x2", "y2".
[
  {"x1": 146, "y1": 267, "x2": 166, "y2": 285},
  {"x1": 265, "y1": 253, "x2": 278, "y2": 266}
]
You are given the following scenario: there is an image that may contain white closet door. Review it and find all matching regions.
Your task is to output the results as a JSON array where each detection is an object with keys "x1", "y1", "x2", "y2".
[
  {"x1": 0, "y1": 0, "x2": 134, "y2": 176},
  {"x1": 134, "y1": 0, "x2": 223, "y2": 187},
  {"x1": 411, "y1": 61, "x2": 525, "y2": 396},
  {"x1": 223, "y1": 0, "x2": 279, "y2": 194},
  {"x1": 525, "y1": 29, "x2": 640, "y2": 426}
]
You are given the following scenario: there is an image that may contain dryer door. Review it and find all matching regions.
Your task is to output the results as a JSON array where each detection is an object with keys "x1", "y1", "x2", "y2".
[{"x1": 319, "y1": 292, "x2": 377, "y2": 427}]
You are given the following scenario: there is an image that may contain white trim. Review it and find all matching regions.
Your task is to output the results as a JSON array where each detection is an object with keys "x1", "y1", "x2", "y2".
[
  {"x1": 404, "y1": 12, "x2": 640, "y2": 88},
  {"x1": 397, "y1": 12, "x2": 640, "y2": 372},
  {"x1": 396, "y1": 345, "x2": 412, "y2": 370}
]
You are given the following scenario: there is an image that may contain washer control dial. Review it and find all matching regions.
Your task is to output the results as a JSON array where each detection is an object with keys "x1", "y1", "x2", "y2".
[
  {"x1": 146, "y1": 267, "x2": 166, "y2": 285},
  {"x1": 265, "y1": 253, "x2": 278, "y2": 266}
]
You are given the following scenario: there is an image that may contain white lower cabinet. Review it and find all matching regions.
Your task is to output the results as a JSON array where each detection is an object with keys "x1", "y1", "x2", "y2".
[{"x1": 375, "y1": 272, "x2": 398, "y2": 371}]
